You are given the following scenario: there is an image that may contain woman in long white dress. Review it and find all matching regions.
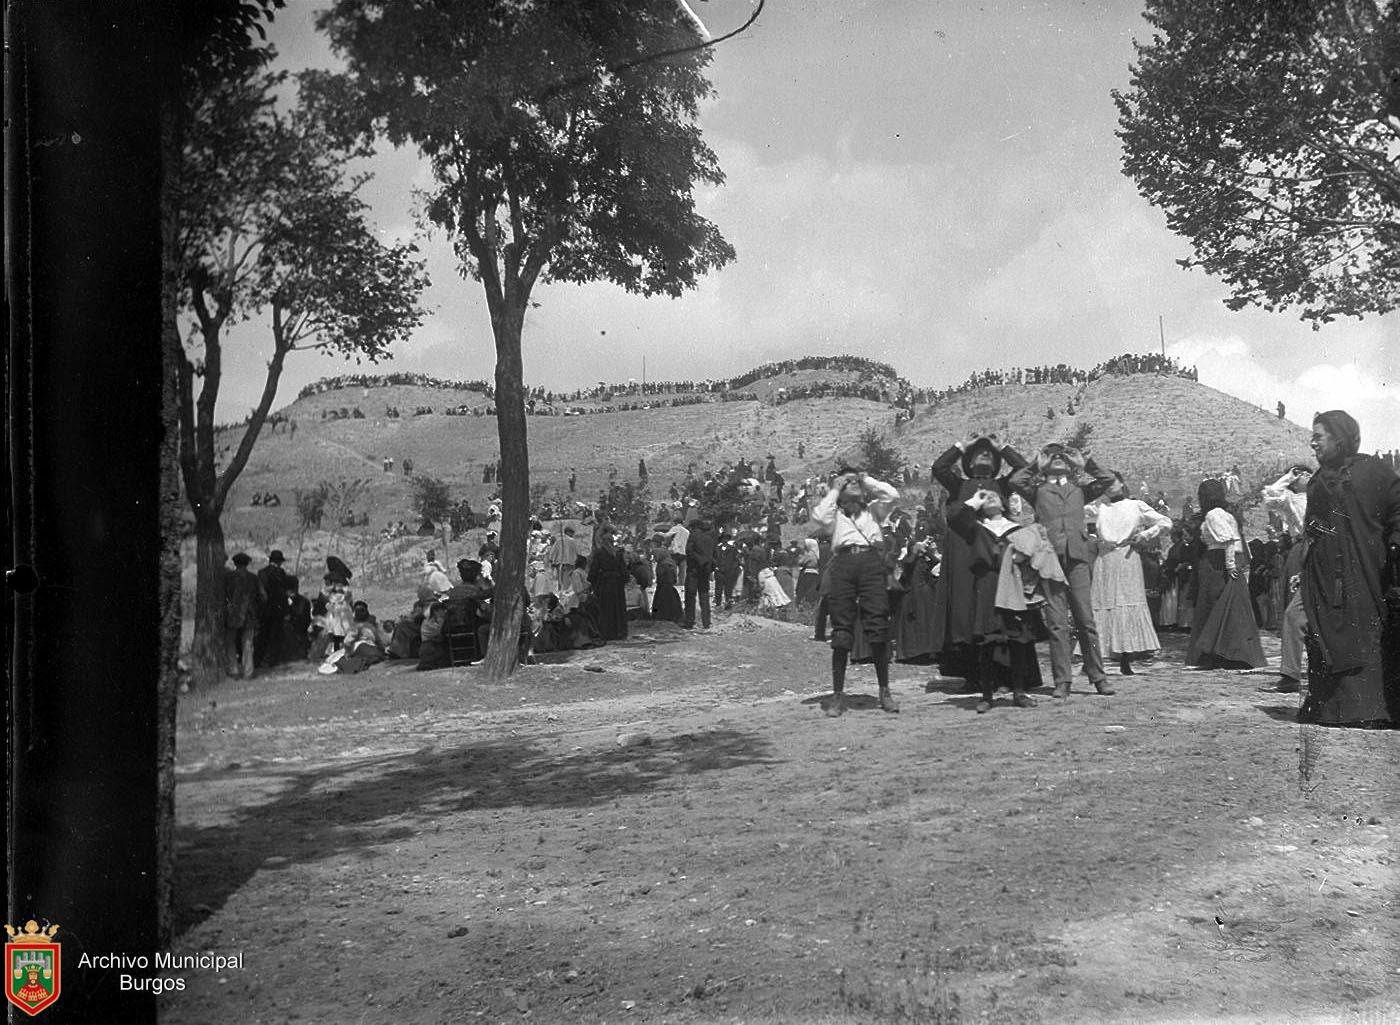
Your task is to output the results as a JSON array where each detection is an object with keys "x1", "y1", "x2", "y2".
[{"x1": 1090, "y1": 476, "x2": 1173, "y2": 675}]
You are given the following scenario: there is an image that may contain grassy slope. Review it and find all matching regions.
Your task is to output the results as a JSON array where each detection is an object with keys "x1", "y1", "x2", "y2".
[
  {"x1": 202, "y1": 370, "x2": 1314, "y2": 599},
  {"x1": 201, "y1": 381, "x2": 898, "y2": 605},
  {"x1": 882, "y1": 374, "x2": 1314, "y2": 513}
]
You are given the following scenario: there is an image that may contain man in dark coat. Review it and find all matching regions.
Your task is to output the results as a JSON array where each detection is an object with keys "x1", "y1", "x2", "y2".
[
  {"x1": 1300, "y1": 410, "x2": 1400, "y2": 728},
  {"x1": 255, "y1": 549, "x2": 291, "y2": 666},
  {"x1": 224, "y1": 552, "x2": 266, "y2": 679},
  {"x1": 1009, "y1": 442, "x2": 1117, "y2": 698},
  {"x1": 684, "y1": 518, "x2": 717, "y2": 629},
  {"x1": 588, "y1": 528, "x2": 630, "y2": 640},
  {"x1": 713, "y1": 529, "x2": 742, "y2": 609}
]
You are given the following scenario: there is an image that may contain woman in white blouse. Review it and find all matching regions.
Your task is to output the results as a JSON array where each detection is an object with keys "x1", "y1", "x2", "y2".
[
  {"x1": 1090, "y1": 475, "x2": 1173, "y2": 675},
  {"x1": 1184, "y1": 479, "x2": 1267, "y2": 669}
]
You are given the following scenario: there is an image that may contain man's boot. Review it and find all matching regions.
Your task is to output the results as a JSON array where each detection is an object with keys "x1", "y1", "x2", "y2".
[{"x1": 879, "y1": 687, "x2": 899, "y2": 713}]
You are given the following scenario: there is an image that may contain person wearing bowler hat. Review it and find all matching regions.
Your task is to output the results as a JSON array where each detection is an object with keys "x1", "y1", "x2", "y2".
[
  {"x1": 255, "y1": 549, "x2": 291, "y2": 667},
  {"x1": 225, "y1": 552, "x2": 266, "y2": 678},
  {"x1": 811, "y1": 469, "x2": 901, "y2": 717}
]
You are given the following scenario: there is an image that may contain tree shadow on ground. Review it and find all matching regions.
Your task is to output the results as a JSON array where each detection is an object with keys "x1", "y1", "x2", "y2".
[{"x1": 175, "y1": 726, "x2": 778, "y2": 936}]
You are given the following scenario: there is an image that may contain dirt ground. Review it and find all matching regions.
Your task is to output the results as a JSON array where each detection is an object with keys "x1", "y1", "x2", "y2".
[{"x1": 161, "y1": 612, "x2": 1399, "y2": 1024}]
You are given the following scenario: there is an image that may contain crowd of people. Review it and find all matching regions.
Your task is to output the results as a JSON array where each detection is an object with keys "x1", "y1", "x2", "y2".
[
  {"x1": 217, "y1": 389, "x2": 1397, "y2": 731},
  {"x1": 802, "y1": 410, "x2": 1397, "y2": 728},
  {"x1": 297, "y1": 371, "x2": 493, "y2": 400},
  {"x1": 899, "y1": 353, "x2": 1198, "y2": 411},
  {"x1": 287, "y1": 354, "x2": 1199, "y2": 436}
]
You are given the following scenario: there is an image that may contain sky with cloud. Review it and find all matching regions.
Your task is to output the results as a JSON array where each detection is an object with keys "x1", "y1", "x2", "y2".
[{"x1": 213, "y1": 0, "x2": 1399, "y2": 450}]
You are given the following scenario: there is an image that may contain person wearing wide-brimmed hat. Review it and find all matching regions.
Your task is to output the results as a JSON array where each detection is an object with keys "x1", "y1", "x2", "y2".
[
  {"x1": 811, "y1": 469, "x2": 901, "y2": 717},
  {"x1": 1299, "y1": 410, "x2": 1400, "y2": 728},
  {"x1": 929, "y1": 431, "x2": 1029, "y2": 684},
  {"x1": 321, "y1": 556, "x2": 355, "y2": 651}
]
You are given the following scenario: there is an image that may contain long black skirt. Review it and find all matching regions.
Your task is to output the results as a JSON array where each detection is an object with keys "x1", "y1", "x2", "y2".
[{"x1": 1185, "y1": 551, "x2": 1266, "y2": 668}]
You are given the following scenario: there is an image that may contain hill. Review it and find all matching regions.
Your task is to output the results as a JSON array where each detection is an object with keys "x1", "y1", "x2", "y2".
[
  {"x1": 195, "y1": 363, "x2": 1316, "y2": 604},
  {"x1": 213, "y1": 368, "x2": 1314, "y2": 532},
  {"x1": 207, "y1": 384, "x2": 898, "y2": 538},
  {"x1": 865, "y1": 373, "x2": 1313, "y2": 516}
]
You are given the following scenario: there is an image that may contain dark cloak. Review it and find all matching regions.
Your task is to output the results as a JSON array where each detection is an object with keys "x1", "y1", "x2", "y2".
[{"x1": 1301, "y1": 413, "x2": 1400, "y2": 724}]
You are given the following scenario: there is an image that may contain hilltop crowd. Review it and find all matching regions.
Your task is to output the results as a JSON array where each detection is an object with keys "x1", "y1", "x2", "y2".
[
  {"x1": 901, "y1": 353, "x2": 1198, "y2": 410},
  {"x1": 771, "y1": 380, "x2": 896, "y2": 405},
  {"x1": 287, "y1": 353, "x2": 1197, "y2": 430},
  {"x1": 297, "y1": 372, "x2": 493, "y2": 400}
]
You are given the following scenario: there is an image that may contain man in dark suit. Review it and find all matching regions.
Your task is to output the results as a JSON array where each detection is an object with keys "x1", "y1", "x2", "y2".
[
  {"x1": 225, "y1": 552, "x2": 266, "y2": 679},
  {"x1": 1010, "y1": 443, "x2": 1117, "y2": 698},
  {"x1": 256, "y1": 549, "x2": 291, "y2": 666},
  {"x1": 684, "y1": 518, "x2": 717, "y2": 629},
  {"x1": 713, "y1": 529, "x2": 742, "y2": 609}
]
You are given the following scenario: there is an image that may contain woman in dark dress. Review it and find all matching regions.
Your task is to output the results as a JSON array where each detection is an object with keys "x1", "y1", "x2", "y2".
[
  {"x1": 588, "y1": 528, "x2": 630, "y2": 640},
  {"x1": 650, "y1": 552, "x2": 684, "y2": 622},
  {"x1": 929, "y1": 432, "x2": 1029, "y2": 682},
  {"x1": 1185, "y1": 479, "x2": 1267, "y2": 669},
  {"x1": 946, "y1": 489, "x2": 1053, "y2": 712},
  {"x1": 1300, "y1": 410, "x2": 1400, "y2": 728},
  {"x1": 892, "y1": 537, "x2": 939, "y2": 662}
]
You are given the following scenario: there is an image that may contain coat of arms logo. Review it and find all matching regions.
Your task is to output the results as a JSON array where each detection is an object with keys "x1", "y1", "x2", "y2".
[{"x1": 5, "y1": 921, "x2": 60, "y2": 1016}]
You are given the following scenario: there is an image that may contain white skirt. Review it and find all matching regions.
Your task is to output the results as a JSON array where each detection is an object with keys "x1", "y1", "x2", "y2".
[{"x1": 1091, "y1": 547, "x2": 1160, "y2": 656}]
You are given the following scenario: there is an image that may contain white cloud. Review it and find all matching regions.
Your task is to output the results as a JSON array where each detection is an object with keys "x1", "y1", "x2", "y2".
[{"x1": 1168, "y1": 335, "x2": 1400, "y2": 453}]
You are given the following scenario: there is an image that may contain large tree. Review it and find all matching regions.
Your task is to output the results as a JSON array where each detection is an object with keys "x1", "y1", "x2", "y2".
[
  {"x1": 1114, "y1": 0, "x2": 1400, "y2": 324},
  {"x1": 158, "y1": 0, "x2": 288, "y2": 950},
  {"x1": 314, "y1": 0, "x2": 737, "y2": 678},
  {"x1": 177, "y1": 66, "x2": 428, "y2": 687}
]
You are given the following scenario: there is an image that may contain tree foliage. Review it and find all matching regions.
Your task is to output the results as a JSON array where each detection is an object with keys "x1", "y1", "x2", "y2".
[
  {"x1": 315, "y1": 0, "x2": 738, "y2": 678},
  {"x1": 1114, "y1": 0, "x2": 1400, "y2": 324},
  {"x1": 175, "y1": 58, "x2": 428, "y2": 692},
  {"x1": 599, "y1": 481, "x2": 652, "y2": 534},
  {"x1": 411, "y1": 474, "x2": 455, "y2": 525},
  {"x1": 855, "y1": 426, "x2": 905, "y2": 484}
]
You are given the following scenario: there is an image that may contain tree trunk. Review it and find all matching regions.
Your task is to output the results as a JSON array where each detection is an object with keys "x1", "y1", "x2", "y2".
[
  {"x1": 482, "y1": 306, "x2": 529, "y2": 680},
  {"x1": 191, "y1": 509, "x2": 228, "y2": 689}
]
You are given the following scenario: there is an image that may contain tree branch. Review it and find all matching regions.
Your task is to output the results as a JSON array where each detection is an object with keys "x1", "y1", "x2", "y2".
[{"x1": 215, "y1": 304, "x2": 290, "y2": 508}]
